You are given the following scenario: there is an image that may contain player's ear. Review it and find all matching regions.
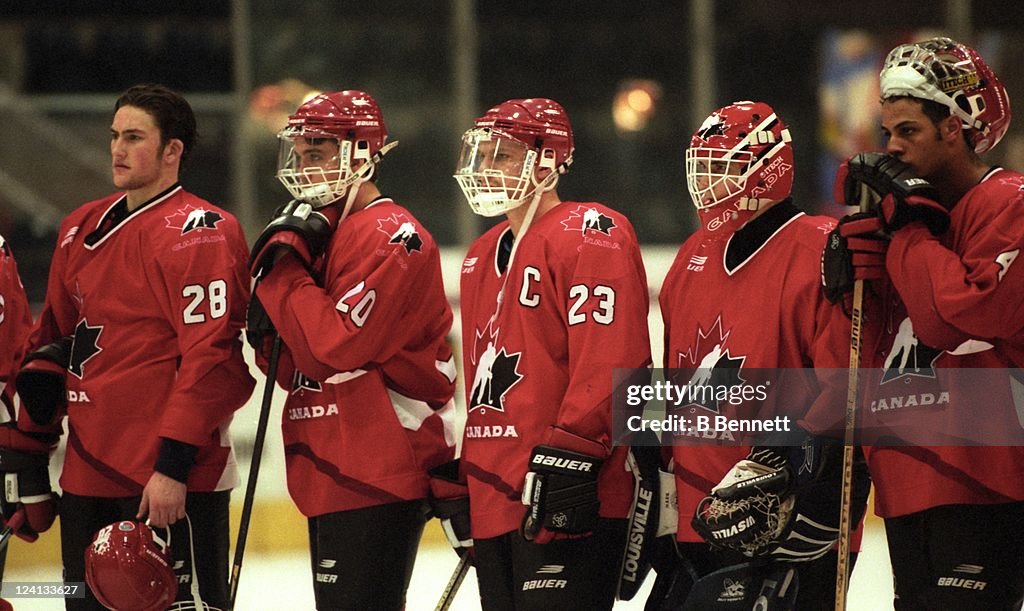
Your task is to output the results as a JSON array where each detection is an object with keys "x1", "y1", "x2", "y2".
[
  {"x1": 940, "y1": 115, "x2": 961, "y2": 142},
  {"x1": 162, "y1": 138, "x2": 184, "y2": 164}
]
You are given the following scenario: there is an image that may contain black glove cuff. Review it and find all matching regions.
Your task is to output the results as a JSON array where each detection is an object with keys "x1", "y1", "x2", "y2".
[{"x1": 154, "y1": 437, "x2": 199, "y2": 484}]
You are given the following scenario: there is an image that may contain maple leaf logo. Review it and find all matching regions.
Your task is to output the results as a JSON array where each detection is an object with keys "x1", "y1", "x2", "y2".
[
  {"x1": 675, "y1": 315, "x2": 746, "y2": 414},
  {"x1": 164, "y1": 205, "x2": 224, "y2": 235},
  {"x1": 69, "y1": 318, "x2": 103, "y2": 379},
  {"x1": 376, "y1": 213, "x2": 423, "y2": 254},
  {"x1": 560, "y1": 205, "x2": 617, "y2": 236},
  {"x1": 880, "y1": 317, "x2": 943, "y2": 384},
  {"x1": 468, "y1": 320, "x2": 523, "y2": 414},
  {"x1": 291, "y1": 370, "x2": 323, "y2": 395}
]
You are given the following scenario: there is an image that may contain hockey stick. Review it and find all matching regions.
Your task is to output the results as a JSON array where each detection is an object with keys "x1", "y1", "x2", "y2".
[
  {"x1": 435, "y1": 553, "x2": 471, "y2": 611},
  {"x1": 834, "y1": 182, "x2": 873, "y2": 611},
  {"x1": 228, "y1": 334, "x2": 282, "y2": 610}
]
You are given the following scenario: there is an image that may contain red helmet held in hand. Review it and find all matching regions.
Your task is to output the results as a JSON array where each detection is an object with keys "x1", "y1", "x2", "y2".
[{"x1": 85, "y1": 521, "x2": 177, "y2": 611}]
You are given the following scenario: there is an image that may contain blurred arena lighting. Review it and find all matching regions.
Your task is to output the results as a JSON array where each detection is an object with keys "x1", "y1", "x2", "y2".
[
  {"x1": 613, "y1": 78, "x2": 662, "y2": 133},
  {"x1": 248, "y1": 78, "x2": 321, "y2": 133}
]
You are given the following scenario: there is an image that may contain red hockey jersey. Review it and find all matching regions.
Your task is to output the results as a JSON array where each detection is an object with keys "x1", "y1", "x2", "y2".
[
  {"x1": 25, "y1": 186, "x2": 255, "y2": 497},
  {"x1": 0, "y1": 235, "x2": 32, "y2": 417},
  {"x1": 460, "y1": 201, "x2": 651, "y2": 539},
  {"x1": 256, "y1": 198, "x2": 456, "y2": 517},
  {"x1": 660, "y1": 202, "x2": 852, "y2": 542},
  {"x1": 861, "y1": 168, "x2": 1024, "y2": 517}
]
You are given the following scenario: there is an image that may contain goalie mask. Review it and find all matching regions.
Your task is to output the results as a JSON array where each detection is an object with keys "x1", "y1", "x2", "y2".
[
  {"x1": 85, "y1": 521, "x2": 177, "y2": 611},
  {"x1": 881, "y1": 37, "x2": 1011, "y2": 154},
  {"x1": 454, "y1": 98, "x2": 574, "y2": 217},
  {"x1": 277, "y1": 90, "x2": 397, "y2": 208},
  {"x1": 686, "y1": 101, "x2": 793, "y2": 238}
]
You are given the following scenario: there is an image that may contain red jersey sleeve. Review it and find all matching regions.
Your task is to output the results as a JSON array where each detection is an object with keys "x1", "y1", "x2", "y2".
[
  {"x1": 0, "y1": 237, "x2": 32, "y2": 411},
  {"x1": 886, "y1": 176, "x2": 1024, "y2": 349},
  {"x1": 155, "y1": 215, "x2": 255, "y2": 446},
  {"x1": 256, "y1": 206, "x2": 445, "y2": 382},
  {"x1": 547, "y1": 216, "x2": 652, "y2": 450}
]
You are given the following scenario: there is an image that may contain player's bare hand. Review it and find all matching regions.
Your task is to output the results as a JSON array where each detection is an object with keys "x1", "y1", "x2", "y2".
[{"x1": 138, "y1": 471, "x2": 187, "y2": 527}]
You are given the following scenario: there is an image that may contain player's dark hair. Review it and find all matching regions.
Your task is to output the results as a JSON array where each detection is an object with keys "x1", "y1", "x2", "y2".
[
  {"x1": 115, "y1": 84, "x2": 198, "y2": 168},
  {"x1": 887, "y1": 94, "x2": 975, "y2": 152}
]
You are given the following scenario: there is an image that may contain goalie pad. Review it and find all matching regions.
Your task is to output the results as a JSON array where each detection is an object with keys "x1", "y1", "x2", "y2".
[{"x1": 681, "y1": 561, "x2": 798, "y2": 611}]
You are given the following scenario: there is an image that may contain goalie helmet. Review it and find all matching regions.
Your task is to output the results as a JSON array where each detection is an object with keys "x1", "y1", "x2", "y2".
[
  {"x1": 277, "y1": 90, "x2": 394, "y2": 208},
  {"x1": 85, "y1": 521, "x2": 177, "y2": 611},
  {"x1": 454, "y1": 98, "x2": 574, "y2": 217},
  {"x1": 686, "y1": 101, "x2": 794, "y2": 238},
  {"x1": 881, "y1": 37, "x2": 1011, "y2": 154}
]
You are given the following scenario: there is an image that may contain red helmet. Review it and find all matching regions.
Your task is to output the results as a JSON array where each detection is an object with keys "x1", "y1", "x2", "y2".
[
  {"x1": 685, "y1": 101, "x2": 794, "y2": 236},
  {"x1": 85, "y1": 521, "x2": 177, "y2": 611},
  {"x1": 454, "y1": 98, "x2": 574, "y2": 217},
  {"x1": 277, "y1": 90, "x2": 396, "y2": 207},
  {"x1": 881, "y1": 37, "x2": 1011, "y2": 154}
]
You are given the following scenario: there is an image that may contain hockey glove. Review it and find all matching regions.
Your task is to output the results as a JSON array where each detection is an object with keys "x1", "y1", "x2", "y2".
[
  {"x1": 428, "y1": 459, "x2": 472, "y2": 557},
  {"x1": 769, "y1": 444, "x2": 870, "y2": 563},
  {"x1": 15, "y1": 337, "x2": 72, "y2": 427},
  {"x1": 837, "y1": 152, "x2": 949, "y2": 235},
  {"x1": 691, "y1": 447, "x2": 795, "y2": 558},
  {"x1": 249, "y1": 200, "x2": 333, "y2": 278},
  {"x1": 520, "y1": 445, "x2": 603, "y2": 544},
  {"x1": 0, "y1": 425, "x2": 57, "y2": 542},
  {"x1": 821, "y1": 212, "x2": 889, "y2": 305},
  {"x1": 245, "y1": 293, "x2": 276, "y2": 355}
]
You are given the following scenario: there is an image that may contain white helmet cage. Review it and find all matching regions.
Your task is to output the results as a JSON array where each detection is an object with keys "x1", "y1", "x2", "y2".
[{"x1": 453, "y1": 128, "x2": 544, "y2": 217}]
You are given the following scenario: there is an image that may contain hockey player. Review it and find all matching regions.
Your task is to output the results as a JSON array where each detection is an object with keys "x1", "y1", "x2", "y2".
[
  {"x1": 13, "y1": 84, "x2": 255, "y2": 610},
  {"x1": 824, "y1": 38, "x2": 1024, "y2": 610},
  {"x1": 453, "y1": 98, "x2": 652, "y2": 610},
  {"x1": 247, "y1": 90, "x2": 457, "y2": 609},
  {"x1": 0, "y1": 234, "x2": 57, "y2": 564},
  {"x1": 653, "y1": 101, "x2": 869, "y2": 609}
]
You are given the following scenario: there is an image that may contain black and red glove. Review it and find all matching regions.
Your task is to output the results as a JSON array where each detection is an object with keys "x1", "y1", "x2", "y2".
[
  {"x1": 0, "y1": 425, "x2": 57, "y2": 542},
  {"x1": 15, "y1": 337, "x2": 72, "y2": 427},
  {"x1": 835, "y1": 152, "x2": 949, "y2": 235},
  {"x1": 821, "y1": 212, "x2": 889, "y2": 304},
  {"x1": 520, "y1": 444, "x2": 603, "y2": 544},
  {"x1": 248, "y1": 201, "x2": 335, "y2": 279},
  {"x1": 428, "y1": 460, "x2": 472, "y2": 557}
]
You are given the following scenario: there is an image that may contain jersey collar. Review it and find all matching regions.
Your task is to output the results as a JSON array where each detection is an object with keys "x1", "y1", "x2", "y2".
[
  {"x1": 724, "y1": 199, "x2": 803, "y2": 275},
  {"x1": 84, "y1": 183, "x2": 183, "y2": 250}
]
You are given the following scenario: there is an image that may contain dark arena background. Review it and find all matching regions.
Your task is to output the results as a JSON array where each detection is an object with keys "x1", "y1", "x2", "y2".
[{"x1": 2, "y1": 1, "x2": 1023, "y2": 608}]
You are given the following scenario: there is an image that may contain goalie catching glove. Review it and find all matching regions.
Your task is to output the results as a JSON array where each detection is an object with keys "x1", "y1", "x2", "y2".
[
  {"x1": 521, "y1": 445, "x2": 603, "y2": 544},
  {"x1": 836, "y1": 152, "x2": 949, "y2": 235},
  {"x1": 692, "y1": 447, "x2": 795, "y2": 558},
  {"x1": 249, "y1": 200, "x2": 334, "y2": 278}
]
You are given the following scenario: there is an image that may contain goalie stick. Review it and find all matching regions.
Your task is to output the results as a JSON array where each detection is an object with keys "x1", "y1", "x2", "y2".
[
  {"x1": 435, "y1": 554, "x2": 471, "y2": 611},
  {"x1": 228, "y1": 334, "x2": 282, "y2": 610},
  {"x1": 834, "y1": 181, "x2": 873, "y2": 611}
]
